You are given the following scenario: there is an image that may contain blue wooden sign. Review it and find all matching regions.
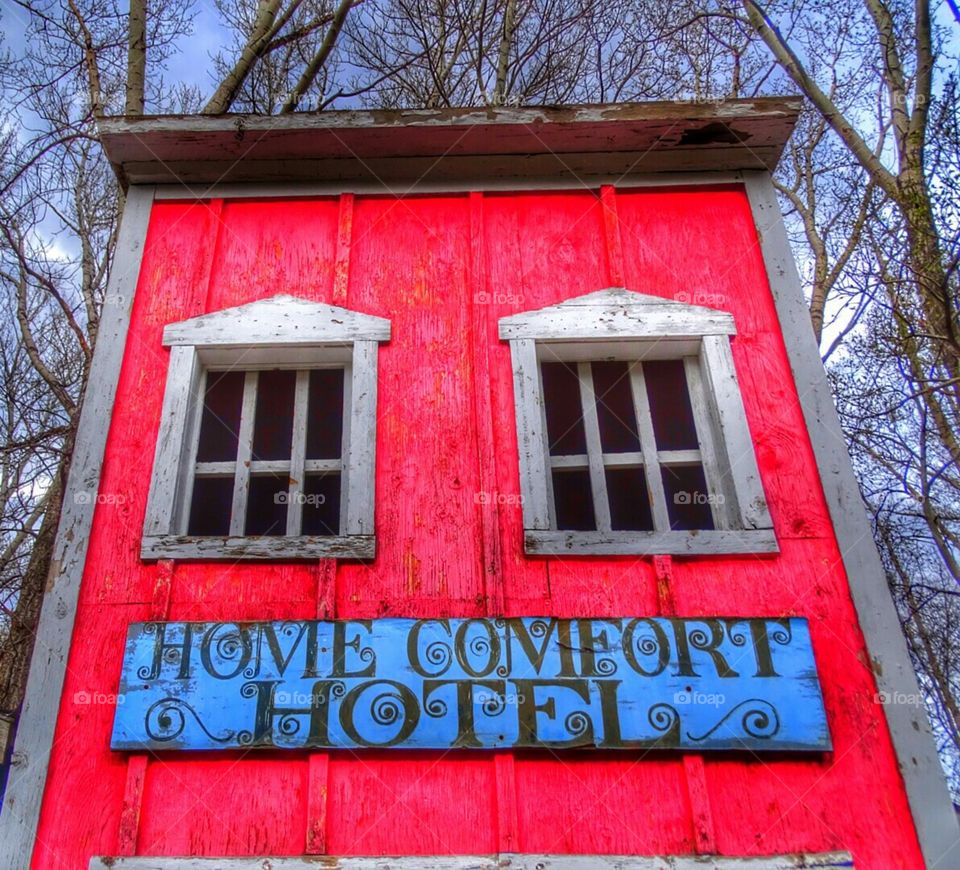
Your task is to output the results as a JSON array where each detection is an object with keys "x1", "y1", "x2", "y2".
[{"x1": 111, "y1": 617, "x2": 830, "y2": 752}]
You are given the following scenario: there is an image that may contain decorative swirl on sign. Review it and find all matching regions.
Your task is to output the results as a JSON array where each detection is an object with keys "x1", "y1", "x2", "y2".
[
  {"x1": 145, "y1": 697, "x2": 235, "y2": 744},
  {"x1": 216, "y1": 629, "x2": 246, "y2": 661},
  {"x1": 240, "y1": 682, "x2": 259, "y2": 700},
  {"x1": 330, "y1": 680, "x2": 347, "y2": 700},
  {"x1": 564, "y1": 711, "x2": 591, "y2": 739},
  {"x1": 277, "y1": 713, "x2": 301, "y2": 738},
  {"x1": 722, "y1": 619, "x2": 749, "y2": 648},
  {"x1": 595, "y1": 656, "x2": 617, "y2": 676},
  {"x1": 648, "y1": 703, "x2": 680, "y2": 738},
  {"x1": 424, "y1": 640, "x2": 452, "y2": 673},
  {"x1": 770, "y1": 621, "x2": 792, "y2": 646},
  {"x1": 528, "y1": 619, "x2": 550, "y2": 638},
  {"x1": 686, "y1": 699, "x2": 781, "y2": 743},
  {"x1": 481, "y1": 692, "x2": 506, "y2": 717},
  {"x1": 370, "y1": 690, "x2": 404, "y2": 726},
  {"x1": 424, "y1": 695, "x2": 447, "y2": 718}
]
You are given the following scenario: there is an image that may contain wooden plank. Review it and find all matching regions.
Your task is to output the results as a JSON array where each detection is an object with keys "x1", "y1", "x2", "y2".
[
  {"x1": 149, "y1": 172, "x2": 745, "y2": 200},
  {"x1": 141, "y1": 533, "x2": 374, "y2": 560},
  {"x1": 163, "y1": 294, "x2": 390, "y2": 345},
  {"x1": 576, "y1": 362, "x2": 612, "y2": 531},
  {"x1": 110, "y1": 616, "x2": 830, "y2": 753},
  {"x1": 699, "y1": 335, "x2": 773, "y2": 531},
  {"x1": 228, "y1": 371, "x2": 258, "y2": 537},
  {"x1": 525, "y1": 529, "x2": 777, "y2": 555},
  {"x1": 0, "y1": 186, "x2": 155, "y2": 870},
  {"x1": 116, "y1": 149, "x2": 787, "y2": 186},
  {"x1": 286, "y1": 370, "x2": 310, "y2": 536},
  {"x1": 509, "y1": 339, "x2": 552, "y2": 530},
  {"x1": 116, "y1": 754, "x2": 148, "y2": 855},
  {"x1": 629, "y1": 364, "x2": 671, "y2": 533},
  {"x1": 142, "y1": 346, "x2": 201, "y2": 535},
  {"x1": 98, "y1": 98, "x2": 802, "y2": 185},
  {"x1": 345, "y1": 341, "x2": 378, "y2": 535},
  {"x1": 600, "y1": 185, "x2": 626, "y2": 286},
  {"x1": 89, "y1": 853, "x2": 855, "y2": 869},
  {"x1": 743, "y1": 169, "x2": 960, "y2": 867},
  {"x1": 469, "y1": 192, "x2": 506, "y2": 614}
]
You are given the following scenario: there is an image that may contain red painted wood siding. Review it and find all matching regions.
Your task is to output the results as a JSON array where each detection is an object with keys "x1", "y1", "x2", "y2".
[{"x1": 33, "y1": 187, "x2": 923, "y2": 868}]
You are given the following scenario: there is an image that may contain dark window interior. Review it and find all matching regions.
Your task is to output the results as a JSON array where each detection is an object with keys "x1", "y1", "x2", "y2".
[
  {"x1": 252, "y1": 370, "x2": 296, "y2": 461},
  {"x1": 592, "y1": 361, "x2": 641, "y2": 453},
  {"x1": 188, "y1": 366, "x2": 345, "y2": 538},
  {"x1": 302, "y1": 473, "x2": 342, "y2": 535},
  {"x1": 541, "y1": 361, "x2": 587, "y2": 455},
  {"x1": 661, "y1": 464, "x2": 714, "y2": 530},
  {"x1": 307, "y1": 369, "x2": 345, "y2": 459},
  {"x1": 606, "y1": 467, "x2": 653, "y2": 531},
  {"x1": 552, "y1": 468, "x2": 595, "y2": 531},
  {"x1": 195, "y1": 371, "x2": 244, "y2": 463},
  {"x1": 187, "y1": 476, "x2": 233, "y2": 536},
  {"x1": 245, "y1": 472, "x2": 289, "y2": 535},
  {"x1": 541, "y1": 357, "x2": 715, "y2": 534},
  {"x1": 644, "y1": 359, "x2": 699, "y2": 451}
]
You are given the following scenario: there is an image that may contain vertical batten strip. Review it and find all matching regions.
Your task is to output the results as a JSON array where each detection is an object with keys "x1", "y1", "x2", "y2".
[
  {"x1": 468, "y1": 192, "x2": 506, "y2": 612},
  {"x1": 600, "y1": 184, "x2": 626, "y2": 286},
  {"x1": 576, "y1": 362, "x2": 611, "y2": 531},
  {"x1": 628, "y1": 364, "x2": 670, "y2": 532},
  {"x1": 229, "y1": 372, "x2": 258, "y2": 536}
]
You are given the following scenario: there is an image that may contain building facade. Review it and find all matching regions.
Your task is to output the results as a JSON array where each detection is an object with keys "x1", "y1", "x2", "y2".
[{"x1": 1, "y1": 100, "x2": 956, "y2": 869}]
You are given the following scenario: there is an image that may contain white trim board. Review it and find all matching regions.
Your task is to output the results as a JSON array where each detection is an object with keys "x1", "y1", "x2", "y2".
[
  {"x1": 0, "y1": 186, "x2": 157, "y2": 870},
  {"x1": 89, "y1": 853, "x2": 855, "y2": 870},
  {"x1": 742, "y1": 170, "x2": 960, "y2": 867}
]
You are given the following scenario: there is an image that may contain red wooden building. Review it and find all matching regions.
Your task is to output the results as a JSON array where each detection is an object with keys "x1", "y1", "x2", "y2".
[{"x1": 1, "y1": 99, "x2": 957, "y2": 869}]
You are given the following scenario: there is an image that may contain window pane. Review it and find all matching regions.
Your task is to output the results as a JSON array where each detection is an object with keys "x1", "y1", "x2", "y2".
[
  {"x1": 661, "y1": 464, "x2": 715, "y2": 530},
  {"x1": 252, "y1": 370, "x2": 296, "y2": 461},
  {"x1": 306, "y1": 368, "x2": 345, "y2": 459},
  {"x1": 552, "y1": 468, "x2": 595, "y2": 531},
  {"x1": 606, "y1": 467, "x2": 653, "y2": 531},
  {"x1": 644, "y1": 359, "x2": 699, "y2": 451},
  {"x1": 195, "y1": 371, "x2": 245, "y2": 463},
  {"x1": 245, "y1": 473, "x2": 289, "y2": 536},
  {"x1": 187, "y1": 476, "x2": 234, "y2": 536},
  {"x1": 301, "y1": 473, "x2": 342, "y2": 535},
  {"x1": 591, "y1": 361, "x2": 641, "y2": 453},
  {"x1": 541, "y1": 362, "x2": 587, "y2": 455}
]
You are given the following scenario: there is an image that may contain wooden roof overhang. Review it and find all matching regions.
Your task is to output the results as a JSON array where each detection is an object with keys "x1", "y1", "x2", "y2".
[{"x1": 98, "y1": 97, "x2": 801, "y2": 189}]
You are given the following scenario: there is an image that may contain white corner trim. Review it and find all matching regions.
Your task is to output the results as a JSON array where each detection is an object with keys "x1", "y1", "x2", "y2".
[
  {"x1": 0, "y1": 186, "x2": 157, "y2": 870},
  {"x1": 89, "y1": 853, "x2": 855, "y2": 870},
  {"x1": 742, "y1": 169, "x2": 960, "y2": 868},
  {"x1": 163, "y1": 293, "x2": 391, "y2": 346},
  {"x1": 498, "y1": 287, "x2": 736, "y2": 341}
]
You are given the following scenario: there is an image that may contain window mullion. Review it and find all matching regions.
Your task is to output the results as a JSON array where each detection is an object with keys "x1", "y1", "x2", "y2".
[
  {"x1": 229, "y1": 371, "x2": 259, "y2": 536},
  {"x1": 286, "y1": 370, "x2": 310, "y2": 536},
  {"x1": 629, "y1": 363, "x2": 670, "y2": 532},
  {"x1": 576, "y1": 363, "x2": 611, "y2": 532}
]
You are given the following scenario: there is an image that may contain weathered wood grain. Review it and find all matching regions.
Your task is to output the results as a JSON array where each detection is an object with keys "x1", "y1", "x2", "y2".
[{"x1": 89, "y1": 853, "x2": 855, "y2": 869}]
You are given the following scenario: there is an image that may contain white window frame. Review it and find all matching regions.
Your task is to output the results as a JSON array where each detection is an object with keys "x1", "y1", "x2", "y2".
[
  {"x1": 498, "y1": 288, "x2": 777, "y2": 556},
  {"x1": 141, "y1": 294, "x2": 390, "y2": 560}
]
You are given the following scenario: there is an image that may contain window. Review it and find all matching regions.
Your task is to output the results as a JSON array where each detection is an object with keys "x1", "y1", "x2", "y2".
[
  {"x1": 142, "y1": 295, "x2": 390, "y2": 560},
  {"x1": 499, "y1": 288, "x2": 776, "y2": 555}
]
